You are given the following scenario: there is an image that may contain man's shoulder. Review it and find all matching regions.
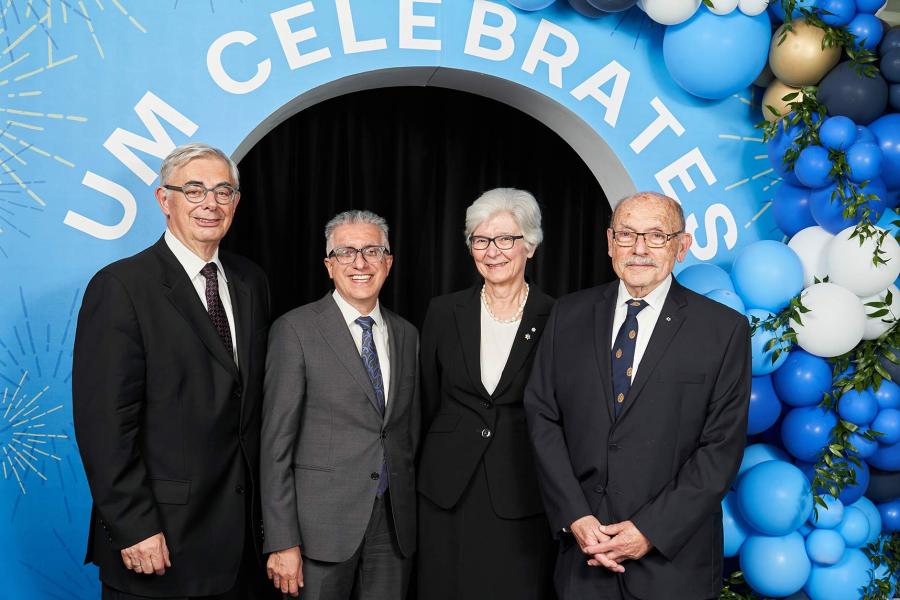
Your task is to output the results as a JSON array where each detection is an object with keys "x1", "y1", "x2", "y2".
[
  {"x1": 220, "y1": 249, "x2": 267, "y2": 285},
  {"x1": 555, "y1": 282, "x2": 614, "y2": 312},
  {"x1": 92, "y1": 243, "x2": 162, "y2": 287},
  {"x1": 382, "y1": 304, "x2": 418, "y2": 337}
]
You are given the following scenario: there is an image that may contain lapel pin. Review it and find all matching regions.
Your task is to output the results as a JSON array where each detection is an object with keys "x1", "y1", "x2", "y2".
[
  {"x1": 531, "y1": 327, "x2": 536, "y2": 332},
  {"x1": 666, "y1": 316, "x2": 671, "y2": 322},
  {"x1": 525, "y1": 333, "x2": 532, "y2": 340}
]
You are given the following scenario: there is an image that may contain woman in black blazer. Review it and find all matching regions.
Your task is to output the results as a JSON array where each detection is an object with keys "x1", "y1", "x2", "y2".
[{"x1": 417, "y1": 188, "x2": 556, "y2": 599}]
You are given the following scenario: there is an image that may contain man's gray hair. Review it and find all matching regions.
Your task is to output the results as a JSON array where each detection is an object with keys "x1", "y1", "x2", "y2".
[
  {"x1": 159, "y1": 143, "x2": 240, "y2": 188},
  {"x1": 610, "y1": 191, "x2": 685, "y2": 231},
  {"x1": 464, "y1": 188, "x2": 544, "y2": 250},
  {"x1": 324, "y1": 210, "x2": 390, "y2": 255}
]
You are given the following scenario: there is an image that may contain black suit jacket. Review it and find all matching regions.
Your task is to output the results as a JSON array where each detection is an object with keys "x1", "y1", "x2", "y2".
[
  {"x1": 72, "y1": 236, "x2": 271, "y2": 597},
  {"x1": 417, "y1": 285, "x2": 554, "y2": 518},
  {"x1": 524, "y1": 279, "x2": 751, "y2": 599}
]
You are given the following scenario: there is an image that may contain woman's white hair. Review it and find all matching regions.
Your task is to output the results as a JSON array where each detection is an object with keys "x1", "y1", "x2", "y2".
[{"x1": 464, "y1": 188, "x2": 544, "y2": 250}]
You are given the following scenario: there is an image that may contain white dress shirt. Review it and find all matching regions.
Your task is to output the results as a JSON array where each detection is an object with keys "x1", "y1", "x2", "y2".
[
  {"x1": 480, "y1": 303, "x2": 519, "y2": 395},
  {"x1": 164, "y1": 230, "x2": 238, "y2": 367},
  {"x1": 610, "y1": 274, "x2": 673, "y2": 383},
  {"x1": 332, "y1": 290, "x2": 392, "y2": 406}
]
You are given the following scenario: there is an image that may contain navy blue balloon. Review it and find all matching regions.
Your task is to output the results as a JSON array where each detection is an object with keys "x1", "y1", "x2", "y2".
[
  {"x1": 749, "y1": 375, "x2": 783, "y2": 435},
  {"x1": 848, "y1": 13, "x2": 884, "y2": 50},
  {"x1": 584, "y1": 0, "x2": 636, "y2": 11},
  {"x1": 773, "y1": 349, "x2": 833, "y2": 407},
  {"x1": 890, "y1": 83, "x2": 900, "y2": 111},
  {"x1": 676, "y1": 263, "x2": 733, "y2": 295},
  {"x1": 782, "y1": 405, "x2": 837, "y2": 462},
  {"x1": 880, "y1": 25, "x2": 900, "y2": 55},
  {"x1": 567, "y1": 0, "x2": 608, "y2": 17},
  {"x1": 773, "y1": 183, "x2": 817, "y2": 237},
  {"x1": 868, "y1": 441, "x2": 900, "y2": 471},
  {"x1": 867, "y1": 466, "x2": 900, "y2": 501},
  {"x1": 846, "y1": 142, "x2": 884, "y2": 182},
  {"x1": 881, "y1": 49, "x2": 900, "y2": 83},
  {"x1": 794, "y1": 145, "x2": 834, "y2": 188},
  {"x1": 819, "y1": 116, "x2": 857, "y2": 151},
  {"x1": 838, "y1": 389, "x2": 879, "y2": 425},
  {"x1": 815, "y1": 0, "x2": 856, "y2": 27},
  {"x1": 818, "y1": 62, "x2": 889, "y2": 126}
]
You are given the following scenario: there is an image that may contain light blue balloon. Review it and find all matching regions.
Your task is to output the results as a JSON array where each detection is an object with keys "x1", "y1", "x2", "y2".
[
  {"x1": 737, "y1": 443, "x2": 792, "y2": 482},
  {"x1": 805, "y1": 549, "x2": 875, "y2": 600},
  {"x1": 810, "y1": 495, "x2": 844, "y2": 529},
  {"x1": 738, "y1": 461, "x2": 813, "y2": 535},
  {"x1": 748, "y1": 309, "x2": 791, "y2": 376},
  {"x1": 723, "y1": 491, "x2": 752, "y2": 557},
  {"x1": 837, "y1": 506, "x2": 871, "y2": 547},
  {"x1": 733, "y1": 241, "x2": 804, "y2": 313},
  {"x1": 663, "y1": 6, "x2": 772, "y2": 100},
  {"x1": 704, "y1": 289, "x2": 745, "y2": 315},
  {"x1": 741, "y1": 532, "x2": 811, "y2": 598},
  {"x1": 676, "y1": 263, "x2": 733, "y2": 294},
  {"x1": 781, "y1": 406, "x2": 838, "y2": 462},
  {"x1": 849, "y1": 497, "x2": 883, "y2": 545},
  {"x1": 806, "y1": 528, "x2": 846, "y2": 564},
  {"x1": 798, "y1": 522, "x2": 814, "y2": 537}
]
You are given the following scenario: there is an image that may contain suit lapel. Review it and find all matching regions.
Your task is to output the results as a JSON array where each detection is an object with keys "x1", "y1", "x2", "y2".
[
  {"x1": 314, "y1": 294, "x2": 381, "y2": 416},
  {"x1": 593, "y1": 283, "x2": 618, "y2": 422},
  {"x1": 153, "y1": 238, "x2": 240, "y2": 382},
  {"x1": 491, "y1": 287, "x2": 553, "y2": 399},
  {"x1": 617, "y1": 281, "x2": 688, "y2": 422},
  {"x1": 383, "y1": 309, "x2": 402, "y2": 423},
  {"x1": 454, "y1": 287, "x2": 492, "y2": 400},
  {"x1": 224, "y1": 261, "x2": 252, "y2": 392}
]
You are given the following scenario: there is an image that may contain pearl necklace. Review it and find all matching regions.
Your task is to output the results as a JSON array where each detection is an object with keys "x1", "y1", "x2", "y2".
[{"x1": 481, "y1": 283, "x2": 529, "y2": 324}]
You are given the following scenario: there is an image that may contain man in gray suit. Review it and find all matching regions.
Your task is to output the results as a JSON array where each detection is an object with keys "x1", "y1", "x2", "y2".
[{"x1": 261, "y1": 210, "x2": 420, "y2": 599}]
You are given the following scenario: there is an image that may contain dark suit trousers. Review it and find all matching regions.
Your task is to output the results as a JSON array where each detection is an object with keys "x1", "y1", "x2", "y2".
[{"x1": 298, "y1": 493, "x2": 410, "y2": 600}]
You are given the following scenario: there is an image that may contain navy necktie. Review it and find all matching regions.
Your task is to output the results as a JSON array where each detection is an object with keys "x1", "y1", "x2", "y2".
[
  {"x1": 355, "y1": 316, "x2": 388, "y2": 496},
  {"x1": 611, "y1": 299, "x2": 647, "y2": 418},
  {"x1": 200, "y1": 263, "x2": 234, "y2": 360}
]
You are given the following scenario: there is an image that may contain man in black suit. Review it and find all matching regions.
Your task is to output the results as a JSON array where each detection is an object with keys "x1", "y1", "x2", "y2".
[
  {"x1": 524, "y1": 191, "x2": 751, "y2": 599},
  {"x1": 73, "y1": 143, "x2": 274, "y2": 599}
]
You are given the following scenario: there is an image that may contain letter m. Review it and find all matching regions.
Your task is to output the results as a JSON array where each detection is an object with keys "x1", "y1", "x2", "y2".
[{"x1": 103, "y1": 91, "x2": 199, "y2": 185}]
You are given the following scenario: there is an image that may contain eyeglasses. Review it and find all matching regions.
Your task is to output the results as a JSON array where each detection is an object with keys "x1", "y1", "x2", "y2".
[
  {"x1": 163, "y1": 183, "x2": 239, "y2": 205},
  {"x1": 612, "y1": 230, "x2": 682, "y2": 248},
  {"x1": 328, "y1": 245, "x2": 391, "y2": 264},
  {"x1": 469, "y1": 235, "x2": 524, "y2": 251}
]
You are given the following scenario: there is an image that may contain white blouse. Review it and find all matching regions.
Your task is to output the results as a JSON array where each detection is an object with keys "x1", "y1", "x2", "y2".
[{"x1": 480, "y1": 303, "x2": 520, "y2": 395}]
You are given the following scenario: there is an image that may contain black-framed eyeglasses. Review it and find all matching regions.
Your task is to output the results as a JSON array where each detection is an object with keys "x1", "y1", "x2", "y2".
[
  {"x1": 469, "y1": 235, "x2": 524, "y2": 251},
  {"x1": 163, "y1": 183, "x2": 239, "y2": 205},
  {"x1": 328, "y1": 245, "x2": 391, "y2": 264},
  {"x1": 612, "y1": 230, "x2": 683, "y2": 248}
]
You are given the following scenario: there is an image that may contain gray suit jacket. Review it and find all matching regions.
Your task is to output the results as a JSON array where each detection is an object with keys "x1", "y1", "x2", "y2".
[{"x1": 260, "y1": 293, "x2": 420, "y2": 563}]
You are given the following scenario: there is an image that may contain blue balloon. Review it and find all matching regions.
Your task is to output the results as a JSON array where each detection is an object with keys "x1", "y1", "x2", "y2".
[
  {"x1": 855, "y1": 0, "x2": 886, "y2": 13},
  {"x1": 838, "y1": 389, "x2": 879, "y2": 425},
  {"x1": 819, "y1": 116, "x2": 857, "y2": 151},
  {"x1": 846, "y1": 142, "x2": 884, "y2": 183},
  {"x1": 837, "y1": 505, "x2": 871, "y2": 547},
  {"x1": 782, "y1": 406, "x2": 837, "y2": 462},
  {"x1": 867, "y1": 440, "x2": 900, "y2": 471},
  {"x1": 584, "y1": 0, "x2": 636, "y2": 10},
  {"x1": 769, "y1": 124, "x2": 804, "y2": 184},
  {"x1": 848, "y1": 13, "x2": 884, "y2": 50},
  {"x1": 869, "y1": 114, "x2": 900, "y2": 189},
  {"x1": 810, "y1": 178, "x2": 889, "y2": 233},
  {"x1": 723, "y1": 491, "x2": 752, "y2": 557},
  {"x1": 797, "y1": 458, "x2": 869, "y2": 504},
  {"x1": 874, "y1": 380, "x2": 900, "y2": 410},
  {"x1": 749, "y1": 375, "x2": 783, "y2": 435},
  {"x1": 741, "y1": 532, "x2": 811, "y2": 597},
  {"x1": 795, "y1": 145, "x2": 835, "y2": 188},
  {"x1": 748, "y1": 309, "x2": 791, "y2": 375},
  {"x1": 806, "y1": 528, "x2": 846, "y2": 564},
  {"x1": 849, "y1": 497, "x2": 883, "y2": 545},
  {"x1": 663, "y1": 7, "x2": 772, "y2": 100},
  {"x1": 798, "y1": 521, "x2": 814, "y2": 536},
  {"x1": 848, "y1": 429, "x2": 880, "y2": 458},
  {"x1": 810, "y1": 494, "x2": 845, "y2": 529},
  {"x1": 770, "y1": 0, "x2": 819, "y2": 21},
  {"x1": 566, "y1": 0, "x2": 608, "y2": 17},
  {"x1": 732, "y1": 241, "x2": 804, "y2": 312},
  {"x1": 507, "y1": 0, "x2": 556, "y2": 10},
  {"x1": 872, "y1": 408, "x2": 900, "y2": 444},
  {"x1": 704, "y1": 289, "x2": 746, "y2": 315},
  {"x1": 857, "y1": 125, "x2": 877, "y2": 144},
  {"x1": 805, "y1": 549, "x2": 875, "y2": 600},
  {"x1": 878, "y1": 498, "x2": 900, "y2": 532},
  {"x1": 815, "y1": 0, "x2": 855, "y2": 26},
  {"x1": 676, "y1": 263, "x2": 733, "y2": 295},
  {"x1": 773, "y1": 183, "x2": 818, "y2": 237},
  {"x1": 773, "y1": 349, "x2": 833, "y2": 407},
  {"x1": 876, "y1": 208, "x2": 900, "y2": 236},
  {"x1": 738, "y1": 461, "x2": 813, "y2": 535},
  {"x1": 738, "y1": 443, "x2": 792, "y2": 481}
]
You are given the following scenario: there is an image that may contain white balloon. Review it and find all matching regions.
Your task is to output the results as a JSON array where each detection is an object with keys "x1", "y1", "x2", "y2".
[
  {"x1": 641, "y1": 0, "x2": 701, "y2": 25},
  {"x1": 738, "y1": 0, "x2": 768, "y2": 16},
  {"x1": 788, "y1": 226, "x2": 833, "y2": 287},
  {"x1": 860, "y1": 284, "x2": 900, "y2": 341},
  {"x1": 795, "y1": 283, "x2": 866, "y2": 358},
  {"x1": 709, "y1": 0, "x2": 739, "y2": 15},
  {"x1": 825, "y1": 226, "x2": 900, "y2": 297}
]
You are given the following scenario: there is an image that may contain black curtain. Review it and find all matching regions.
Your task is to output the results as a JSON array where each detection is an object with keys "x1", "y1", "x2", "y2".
[{"x1": 225, "y1": 86, "x2": 615, "y2": 327}]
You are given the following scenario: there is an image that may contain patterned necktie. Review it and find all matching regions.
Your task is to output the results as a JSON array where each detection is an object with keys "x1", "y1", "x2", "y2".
[
  {"x1": 200, "y1": 263, "x2": 234, "y2": 360},
  {"x1": 611, "y1": 299, "x2": 648, "y2": 418},
  {"x1": 355, "y1": 316, "x2": 388, "y2": 496}
]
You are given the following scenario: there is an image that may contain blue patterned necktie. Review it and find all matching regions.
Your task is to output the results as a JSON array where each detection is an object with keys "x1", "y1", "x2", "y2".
[
  {"x1": 610, "y1": 299, "x2": 647, "y2": 418},
  {"x1": 355, "y1": 316, "x2": 388, "y2": 496}
]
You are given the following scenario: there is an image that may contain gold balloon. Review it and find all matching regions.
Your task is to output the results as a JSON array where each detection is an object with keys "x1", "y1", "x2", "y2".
[
  {"x1": 769, "y1": 20, "x2": 841, "y2": 87},
  {"x1": 761, "y1": 80, "x2": 805, "y2": 123}
]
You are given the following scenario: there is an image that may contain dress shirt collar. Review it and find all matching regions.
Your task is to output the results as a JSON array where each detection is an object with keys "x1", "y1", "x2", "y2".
[
  {"x1": 332, "y1": 289, "x2": 385, "y2": 330},
  {"x1": 615, "y1": 274, "x2": 672, "y2": 312},
  {"x1": 164, "y1": 229, "x2": 228, "y2": 283}
]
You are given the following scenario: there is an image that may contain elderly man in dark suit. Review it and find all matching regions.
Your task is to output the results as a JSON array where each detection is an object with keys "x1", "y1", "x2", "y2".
[
  {"x1": 524, "y1": 191, "x2": 751, "y2": 600},
  {"x1": 73, "y1": 143, "x2": 274, "y2": 599},
  {"x1": 261, "y1": 210, "x2": 420, "y2": 600}
]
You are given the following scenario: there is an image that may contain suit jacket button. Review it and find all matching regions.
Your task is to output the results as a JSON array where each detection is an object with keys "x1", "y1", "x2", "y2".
[
  {"x1": 370, "y1": 472, "x2": 380, "y2": 480},
  {"x1": 481, "y1": 428, "x2": 492, "y2": 438},
  {"x1": 608, "y1": 444, "x2": 619, "y2": 452},
  {"x1": 481, "y1": 400, "x2": 492, "y2": 409},
  {"x1": 381, "y1": 431, "x2": 387, "y2": 439},
  {"x1": 235, "y1": 485, "x2": 245, "y2": 494},
  {"x1": 594, "y1": 485, "x2": 605, "y2": 494}
]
